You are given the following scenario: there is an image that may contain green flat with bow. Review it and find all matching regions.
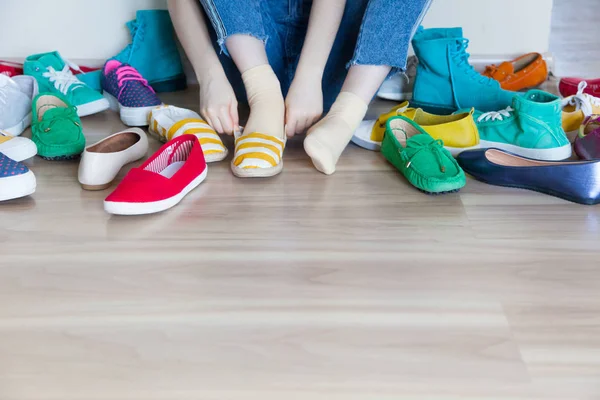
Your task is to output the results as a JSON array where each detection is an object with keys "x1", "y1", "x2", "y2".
[
  {"x1": 381, "y1": 116, "x2": 466, "y2": 194},
  {"x1": 31, "y1": 93, "x2": 86, "y2": 160}
]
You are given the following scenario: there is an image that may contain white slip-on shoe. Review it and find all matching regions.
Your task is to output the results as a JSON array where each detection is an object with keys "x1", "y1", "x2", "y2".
[
  {"x1": 0, "y1": 75, "x2": 38, "y2": 136},
  {"x1": 0, "y1": 130, "x2": 37, "y2": 162},
  {"x1": 78, "y1": 128, "x2": 149, "y2": 191}
]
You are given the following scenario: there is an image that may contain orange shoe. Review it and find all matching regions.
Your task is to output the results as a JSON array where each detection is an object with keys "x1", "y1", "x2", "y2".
[{"x1": 483, "y1": 53, "x2": 548, "y2": 91}]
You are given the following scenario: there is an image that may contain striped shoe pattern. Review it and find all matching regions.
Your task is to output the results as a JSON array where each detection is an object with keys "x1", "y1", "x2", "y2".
[
  {"x1": 231, "y1": 132, "x2": 286, "y2": 178},
  {"x1": 148, "y1": 105, "x2": 228, "y2": 163},
  {"x1": 144, "y1": 137, "x2": 194, "y2": 174}
]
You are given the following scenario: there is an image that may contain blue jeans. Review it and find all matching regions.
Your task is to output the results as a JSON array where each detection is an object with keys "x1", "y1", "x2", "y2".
[{"x1": 200, "y1": 0, "x2": 432, "y2": 111}]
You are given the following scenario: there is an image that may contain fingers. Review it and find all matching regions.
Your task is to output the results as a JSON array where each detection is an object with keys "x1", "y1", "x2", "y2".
[
  {"x1": 286, "y1": 110, "x2": 323, "y2": 137},
  {"x1": 205, "y1": 108, "x2": 224, "y2": 134},
  {"x1": 202, "y1": 101, "x2": 238, "y2": 136},
  {"x1": 218, "y1": 105, "x2": 234, "y2": 134},
  {"x1": 230, "y1": 101, "x2": 240, "y2": 133},
  {"x1": 295, "y1": 116, "x2": 309, "y2": 136}
]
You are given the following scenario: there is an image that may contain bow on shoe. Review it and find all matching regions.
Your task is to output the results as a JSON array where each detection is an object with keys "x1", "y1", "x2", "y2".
[
  {"x1": 400, "y1": 137, "x2": 447, "y2": 173},
  {"x1": 33, "y1": 106, "x2": 80, "y2": 133}
]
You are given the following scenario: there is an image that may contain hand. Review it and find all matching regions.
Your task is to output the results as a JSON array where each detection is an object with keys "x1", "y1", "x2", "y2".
[
  {"x1": 198, "y1": 68, "x2": 239, "y2": 135},
  {"x1": 285, "y1": 72, "x2": 323, "y2": 137}
]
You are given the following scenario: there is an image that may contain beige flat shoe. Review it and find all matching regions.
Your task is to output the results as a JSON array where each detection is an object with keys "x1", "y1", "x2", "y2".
[{"x1": 78, "y1": 128, "x2": 148, "y2": 191}]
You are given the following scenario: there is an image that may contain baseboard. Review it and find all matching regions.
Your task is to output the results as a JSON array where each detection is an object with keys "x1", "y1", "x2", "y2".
[{"x1": 2, "y1": 52, "x2": 556, "y2": 84}]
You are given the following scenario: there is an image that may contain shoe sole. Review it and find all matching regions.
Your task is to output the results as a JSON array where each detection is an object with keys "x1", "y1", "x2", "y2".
[
  {"x1": 0, "y1": 138, "x2": 38, "y2": 162},
  {"x1": 76, "y1": 98, "x2": 110, "y2": 117},
  {"x1": 0, "y1": 171, "x2": 36, "y2": 201},
  {"x1": 418, "y1": 188, "x2": 462, "y2": 195},
  {"x1": 465, "y1": 173, "x2": 598, "y2": 205},
  {"x1": 3, "y1": 113, "x2": 32, "y2": 137},
  {"x1": 376, "y1": 91, "x2": 412, "y2": 102},
  {"x1": 479, "y1": 140, "x2": 573, "y2": 161},
  {"x1": 81, "y1": 181, "x2": 114, "y2": 191},
  {"x1": 104, "y1": 92, "x2": 161, "y2": 127},
  {"x1": 231, "y1": 161, "x2": 283, "y2": 178},
  {"x1": 104, "y1": 168, "x2": 207, "y2": 216},
  {"x1": 39, "y1": 154, "x2": 81, "y2": 161}
]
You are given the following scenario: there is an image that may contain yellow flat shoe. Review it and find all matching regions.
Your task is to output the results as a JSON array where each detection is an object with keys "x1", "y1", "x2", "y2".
[
  {"x1": 352, "y1": 102, "x2": 480, "y2": 156},
  {"x1": 231, "y1": 132, "x2": 285, "y2": 178}
]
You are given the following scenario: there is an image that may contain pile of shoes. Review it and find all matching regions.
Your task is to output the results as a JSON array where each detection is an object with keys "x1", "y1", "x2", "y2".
[
  {"x1": 354, "y1": 26, "x2": 600, "y2": 205},
  {"x1": 0, "y1": 9, "x2": 201, "y2": 210}
]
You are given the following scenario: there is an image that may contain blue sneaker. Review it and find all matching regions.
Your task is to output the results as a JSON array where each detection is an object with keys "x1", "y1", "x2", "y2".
[
  {"x1": 411, "y1": 27, "x2": 515, "y2": 114},
  {"x1": 101, "y1": 60, "x2": 162, "y2": 127},
  {"x1": 113, "y1": 10, "x2": 187, "y2": 93},
  {"x1": 0, "y1": 152, "x2": 36, "y2": 201}
]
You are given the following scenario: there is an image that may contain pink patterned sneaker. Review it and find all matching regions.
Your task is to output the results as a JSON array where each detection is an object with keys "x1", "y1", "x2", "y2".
[{"x1": 101, "y1": 60, "x2": 161, "y2": 127}]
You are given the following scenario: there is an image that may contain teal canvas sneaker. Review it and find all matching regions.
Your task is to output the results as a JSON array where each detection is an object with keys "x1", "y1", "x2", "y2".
[
  {"x1": 472, "y1": 90, "x2": 572, "y2": 161},
  {"x1": 411, "y1": 27, "x2": 515, "y2": 115},
  {"x1": 24, "y1": 51, "x2": 109, "y2": 117},
  {"x1": 113, "y1": 10, "x2": 187, "y2": 93}
]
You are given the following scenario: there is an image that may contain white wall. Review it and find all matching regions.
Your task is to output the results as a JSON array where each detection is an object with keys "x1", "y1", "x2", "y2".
[{"x1": 0, "y1": 0, "x2": 553, "y2": 63}]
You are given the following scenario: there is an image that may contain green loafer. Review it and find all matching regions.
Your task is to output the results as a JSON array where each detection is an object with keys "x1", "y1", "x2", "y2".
[
  {"x1": 381, "y1": 116, "x2": 466, "y2": 194},
  {"x1": 32, "y1": 93, "x2": 86, "y2": 160}
]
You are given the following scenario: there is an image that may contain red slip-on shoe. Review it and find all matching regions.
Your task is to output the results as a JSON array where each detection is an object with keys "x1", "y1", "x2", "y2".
[
  {"x1": 559, "y1": 78, "x2": 600, "y2": 98},
  {"x1": 0, "y1": 61, "x2": 98, "y2": 78},
  {"x1": 0, "y1": 61, "x2": 24, "y2": 77},
  {"x1": 104, "y1": 135, "x2": 207, "y2": 215}
]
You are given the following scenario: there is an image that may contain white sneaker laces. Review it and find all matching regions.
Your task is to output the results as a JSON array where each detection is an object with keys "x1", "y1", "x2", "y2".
[
  {"x1": 562, "y1": 81, "x2": 600, "y2": 117},
  {"x1": 42, "y1": 64, "x2": 85, "y2": 95},
  {"x1": 477, "y1": 106, "x2": 514, "y2": 122}
]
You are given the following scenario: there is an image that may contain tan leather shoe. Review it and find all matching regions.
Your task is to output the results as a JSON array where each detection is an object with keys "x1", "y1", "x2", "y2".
[{"x1": 483, "y1": 53, "x2": 548, "y2": 91}]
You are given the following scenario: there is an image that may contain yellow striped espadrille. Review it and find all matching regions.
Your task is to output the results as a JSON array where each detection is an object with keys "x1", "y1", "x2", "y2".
[
  {"x1": 231, "y1": 131, "x2": 286, "y2": 178},
  {"x1": 148, "y1": 105, "x2": 228, "y2": 163}
]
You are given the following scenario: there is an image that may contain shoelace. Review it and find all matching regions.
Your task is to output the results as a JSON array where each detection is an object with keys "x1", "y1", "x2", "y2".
[
  {"x1": 396, "y1": 129, "x2": 447, "y2": 173},
  {"x1": 32, "y1": 106, "x2": 80, "y2": 133},
  {"x1": 115, "y1": 65, "x2": 154, "y2": 100},
  {"x1": 451, "y1": 39, "x2": 493, "y2": 86},
  {"x1": 561, "y1": 81, "x2": 600, "y2": 118},
  {"x1": 477, "y1": 106, "x2": 514, "y2": 123},
  {"x1": 42, "y1": 65, "x2": 85, "y2": 95}
]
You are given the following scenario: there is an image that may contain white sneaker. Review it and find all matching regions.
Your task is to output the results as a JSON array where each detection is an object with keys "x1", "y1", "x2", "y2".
[
  {"x1": 78, "y1": 128, "x2": 149, "y2": 191},
  {"x1": 376, "y1": 56, "x2": 417, "y2": 101},
  {"x1": 0, "y1": 75, "x2": 38, "y2": 136},
  {"x1": 0, "y1": 130, "x2": 37, "y2": 162}
]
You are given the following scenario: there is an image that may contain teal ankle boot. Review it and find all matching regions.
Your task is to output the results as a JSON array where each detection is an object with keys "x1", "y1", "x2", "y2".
[
  {"x1": 113, "y1": 10, "x2": 187, "y2": 93},
  {"x1": 411, "y1": 27, "x2": 515, "y2": 114}
]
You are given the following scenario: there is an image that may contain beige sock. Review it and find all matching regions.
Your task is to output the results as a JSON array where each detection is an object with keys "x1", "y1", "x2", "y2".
[
  {"x1": 304, "y1": 92, "x2": 369, "y2": 175},
  {"x1": 241, "y1": 64, "x2": 285, "y2": 140}
]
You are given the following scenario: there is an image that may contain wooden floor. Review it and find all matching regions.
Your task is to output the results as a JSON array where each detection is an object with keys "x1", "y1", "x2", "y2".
[
  {"x1": 1, "y1": 86, "x2": 599, "y2": 400},
  {"x1": 2, "y1": 1, "x2": 600, "y2": 396}
]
